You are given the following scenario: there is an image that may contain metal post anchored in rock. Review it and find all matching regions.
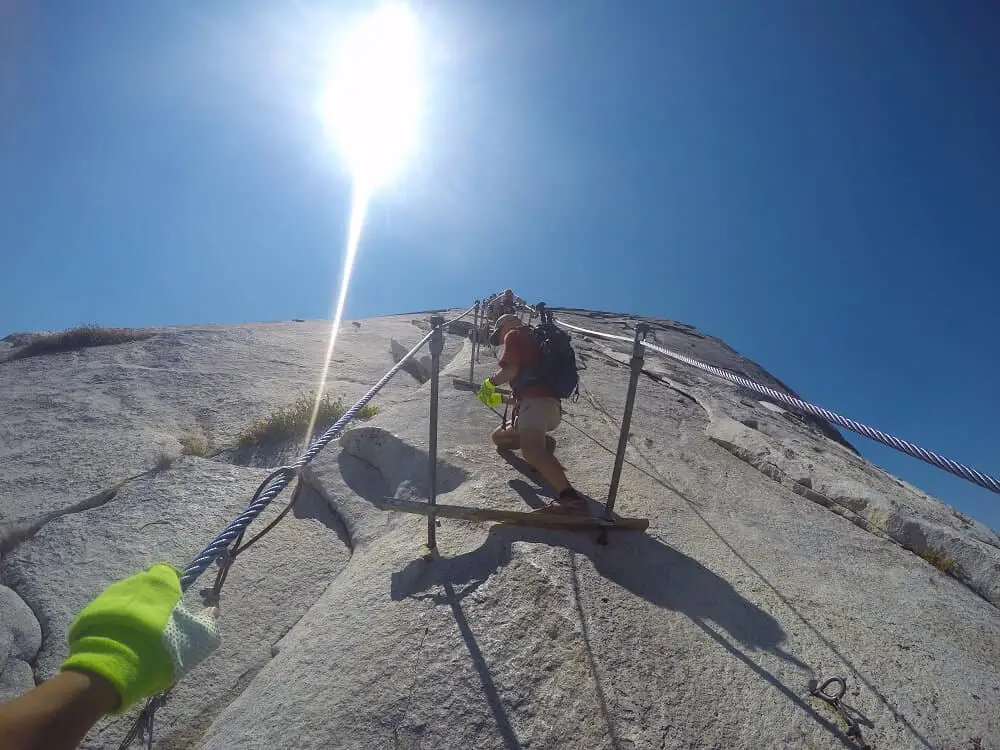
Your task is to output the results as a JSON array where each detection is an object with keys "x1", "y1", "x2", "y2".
[
  {"x1": 469, "y1": 300, "x2": 480, "y2": 384},
  {"x1": 425, "y1": 315, "x2": 445, "y2": 555},
  {"x1": 604, "y1": 322, "x2": 650, "y2": 540}
]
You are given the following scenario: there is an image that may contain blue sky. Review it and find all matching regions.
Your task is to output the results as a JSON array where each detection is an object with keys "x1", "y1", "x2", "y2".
[{"x1": 2, "y1": 1, "x2": 998, "y2": 530}]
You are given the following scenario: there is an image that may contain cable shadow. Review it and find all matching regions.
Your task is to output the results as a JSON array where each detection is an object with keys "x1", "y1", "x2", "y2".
[
  {"x1": 559, "y1": 415, "x2": 933, "y2": 749},
  {"x1": 391, "y1": 524, "x2": 859, "y2": 748},
  {"x1": 569, "y1": 552, "x2": 625, "y2": 750}
]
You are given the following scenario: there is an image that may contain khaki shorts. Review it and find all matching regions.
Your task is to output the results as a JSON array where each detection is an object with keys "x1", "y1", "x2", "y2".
[{"x1": 516, "y1": 397, "x2": 562, "y2": 433}]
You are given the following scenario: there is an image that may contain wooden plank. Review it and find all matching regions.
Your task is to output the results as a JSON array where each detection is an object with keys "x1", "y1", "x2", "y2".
[{"x1": 376, "y1": 497, "x2": 649, "y2": 532}]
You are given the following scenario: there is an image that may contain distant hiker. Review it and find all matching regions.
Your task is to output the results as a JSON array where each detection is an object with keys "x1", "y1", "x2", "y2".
[
  {"x1": 485, "y1": 289, "x2": 523, "y2": 326},
  {"x1": 0, "y1": 565, "x2": 220, "y2": 750},
  {"x1": 479, "y1": 314, "x2": 585, "y2": 513}
]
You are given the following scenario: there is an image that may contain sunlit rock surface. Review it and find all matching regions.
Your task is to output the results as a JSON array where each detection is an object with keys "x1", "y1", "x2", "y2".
[{"x1": 2, "y1": 308, "x2": 997, "y2": 749}]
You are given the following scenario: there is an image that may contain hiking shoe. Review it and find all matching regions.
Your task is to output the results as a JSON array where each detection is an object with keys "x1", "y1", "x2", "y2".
[
  {"x1": 538, "y1": 498, "x2": 588, "y2": 515},
  {"x1": 549, "y1": 488, "x2": 587, "y2": 514}
]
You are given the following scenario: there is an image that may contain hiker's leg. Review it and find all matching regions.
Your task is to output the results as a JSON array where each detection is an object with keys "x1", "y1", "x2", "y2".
[
  {"x1": 518, "y1": 399, "x2": 570, "y2": 494},
  {"x1": 520, "y1": 428, "x2": 569, "y2": 494},
  {"x1": 491, "y1": 424, "x2": 520, "y2": 451}
]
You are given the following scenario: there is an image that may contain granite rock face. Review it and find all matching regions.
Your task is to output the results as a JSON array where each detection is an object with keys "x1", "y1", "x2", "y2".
[{"x1": 1, "y1": 308, "x2": 997, "y2": 749}]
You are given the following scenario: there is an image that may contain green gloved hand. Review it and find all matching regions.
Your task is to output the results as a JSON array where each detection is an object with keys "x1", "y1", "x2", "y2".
[
  {"x1": 477, "y1": 378, "x2": 502, "y2": 408},
  {"x1": 60, "y1": 564, "x2": 221, "y2": 713}
]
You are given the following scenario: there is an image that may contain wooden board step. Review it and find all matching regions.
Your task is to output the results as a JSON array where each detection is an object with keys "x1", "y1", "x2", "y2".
[{"x1": 376, "y1": 497, "x2": 649, "y2": 532}]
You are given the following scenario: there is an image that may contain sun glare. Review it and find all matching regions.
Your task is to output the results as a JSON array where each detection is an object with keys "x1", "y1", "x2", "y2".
[
  {"x1": 306, "y1": 3, "x2": 423, "y2": 442},
  {"x1": 321, "y1": 2, "x2": 422, "y2": 189}
]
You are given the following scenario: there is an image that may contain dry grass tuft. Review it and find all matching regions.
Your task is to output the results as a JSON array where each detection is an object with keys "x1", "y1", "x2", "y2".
[
  {"x1": 950, "y1": 507, "x2": 972, "y2": 526},
  {"x1": 237, "y1": 393, "x2": 378, "y2": 449},
  {"x1": 918, "y1": 546, "x2": 957, "y2": 575},
  {"x1": 152, "y1": 452, "x2": 175, "y2": 474},
  {"x1": 3, "y1": 325, "x2": 154, "y2": 362},
  {"x1": 179, "y1": 433, "x2": 211, "y2": 457}
]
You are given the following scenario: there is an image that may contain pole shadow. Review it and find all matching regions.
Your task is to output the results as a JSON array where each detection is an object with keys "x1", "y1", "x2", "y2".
[
  {"x1": 568, "y1": 551, "x2": 627, "y2": 750},
  {"x1": 559, "y1": 415, "x2": 934, "y2": 749},
  {"x1": 439, "y1": 575, "x2": 523, "y2": 750},
  {"x1": 391, "y1": 524, "x2": 858, "y2": 749}
]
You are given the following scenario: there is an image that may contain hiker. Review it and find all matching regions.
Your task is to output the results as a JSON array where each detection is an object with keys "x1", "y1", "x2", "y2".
[
  {"x1": 485, "y1": 289, "x2": 523, "y2": 326},
  {"x1": 481, "y1": 314, "x2": 585, "y2": 513},
  {"x1": 0, "y1": 565, "x2": 221, "y2": 750}
]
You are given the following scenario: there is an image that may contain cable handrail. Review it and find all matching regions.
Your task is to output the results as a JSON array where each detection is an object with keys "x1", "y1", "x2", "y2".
[
  {"x1": 553, "y1": 316, "x2": 1000, "y2": 496},
  {"x1": 180, "y1": 301, "x2": 476, "y2": 591}
]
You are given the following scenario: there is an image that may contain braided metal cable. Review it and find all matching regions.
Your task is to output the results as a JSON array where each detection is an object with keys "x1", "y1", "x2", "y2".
[
  {"x1": 448, "y1": 302, "x2": 478, "y2": 324},
  {"x1": 554, "y1": 317, "x2": 1000, "y2": 496},
  {"x1": 122, "y1": 307, "x2": 474, "y2": 747},
  {"x1": 179, "y1": 327, "x2": 437, "y2": 591},
  {"x1": 555, "y1": 318, "x2": 634, "y2": 345}
]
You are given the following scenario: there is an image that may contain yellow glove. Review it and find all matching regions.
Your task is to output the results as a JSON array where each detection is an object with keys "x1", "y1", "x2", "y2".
[
  {"x1": 60, "y1": 565, "x2": 221, "y2": 713},
  {"x1": 477, "y1": 378, "x2": 503, "y2": 408}
]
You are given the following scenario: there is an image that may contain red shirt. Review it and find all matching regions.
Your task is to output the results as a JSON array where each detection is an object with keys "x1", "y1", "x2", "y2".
[{"x1": 499, "y1": 327, "x2": 554, "y2": 398}]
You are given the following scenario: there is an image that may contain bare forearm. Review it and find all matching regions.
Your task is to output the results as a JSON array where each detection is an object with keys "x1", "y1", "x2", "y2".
[
  {"x1": 0, "y1": 670, "x2": 119, "y2": 750},
  {"x1": 490, "y1": 366, "x2": 517, "y2": 387}
]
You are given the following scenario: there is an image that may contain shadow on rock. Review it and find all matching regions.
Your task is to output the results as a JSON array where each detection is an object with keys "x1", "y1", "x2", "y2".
[
  {"x1": 392, "y1": 526, "x2": 863, "y2": 748},
  {"x1": 557, "y1": 415, "x2": 929, "y2": 748},
  {"x1": 390, "y1": 339, "x2": 431, "y2": 384},
  {"x1": 497, "y1": 451, "x2": 557, "y2": 496},
  {"x1": 392, "y1": 524, "x2": 803, "y2": 666},
  {"x1": 507, "y1": 479, "x2": 550, "y2": 508},
  {"x1": 337, "y1": 427, "x2": 470, "y2": 504},
  {"x1": 292, "y1": 481, "x2": 353, "y2": 551}
]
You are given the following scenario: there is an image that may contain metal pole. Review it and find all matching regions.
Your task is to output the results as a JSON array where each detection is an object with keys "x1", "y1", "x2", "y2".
[
  {"x1": 605, "y1": 322, "x2": 649, "y2": 518},
  {"x1": 469, "y1": 300, "x2": 480, "y2": 384},
  {"x1": 426, "y1": 315, "x2": 445, "y2": 551}
]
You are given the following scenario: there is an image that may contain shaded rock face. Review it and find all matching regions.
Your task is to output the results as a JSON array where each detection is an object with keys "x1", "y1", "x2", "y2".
[{"x1": 1, "y1": 309, "x2": 998, "y2": 749}]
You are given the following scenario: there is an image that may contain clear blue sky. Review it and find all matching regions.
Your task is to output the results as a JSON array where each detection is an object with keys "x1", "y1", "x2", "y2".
[{"x1": 2, "y1": 1, "x2": 998, "y2": 530}]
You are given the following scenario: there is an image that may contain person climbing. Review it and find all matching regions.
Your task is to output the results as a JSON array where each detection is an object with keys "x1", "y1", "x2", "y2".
[
  {"x1": 0, "y1": 565, "x2": 221, "y2": 750},
  {"x1": 485, "y1": 289, "x2": 523, "y2": 327},
  {"x1": 479, "y1": 314, "x2": 586, "y2": 513}
]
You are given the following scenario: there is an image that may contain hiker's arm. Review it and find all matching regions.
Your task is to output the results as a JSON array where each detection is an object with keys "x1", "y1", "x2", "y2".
[
  {"x1": 491, "y1": 336, "x2": 520, "y2": 387},
  {"x1": 0, "y1": 671, "x2": 119, "y2": 750},
  {"x1": 489, "y1": 364, "x2": 517, "y2": 387},
  {"x1": 0, "y1": 565, "x2": 221, "y2": 750},
  {"x1": 490, "y1": 353, "x2": 518, "y2": 386}
]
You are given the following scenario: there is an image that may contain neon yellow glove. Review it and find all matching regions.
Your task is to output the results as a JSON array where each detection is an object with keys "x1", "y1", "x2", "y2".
[
  {"x1": 477, "y1": 378, "x2": 503, "y2": 408},
  {"x1": 60, "y1": 564, "x2": 221, "y2": 713}
]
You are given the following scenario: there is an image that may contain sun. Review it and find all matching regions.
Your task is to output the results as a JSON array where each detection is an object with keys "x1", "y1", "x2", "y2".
[{"x1": 320, "y1": 3, "x2": 423, "y2": 191}]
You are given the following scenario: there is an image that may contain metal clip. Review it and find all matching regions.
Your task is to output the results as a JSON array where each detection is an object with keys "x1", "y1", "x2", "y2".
[
  {"x1": 809, "y1": 676, "x2": 871, "y2": 749},
  {"x1": 214, "y1": 547, "x2": 235, "y2": 570},
  {"x1": 138, "y1": 693, "x2": 168, "y2": 750},
  {"x1": 814, "y1": 676, "x2": 847, "y2": 702},
  {"x1": 118, "y1": 692, "x2": 168, "y2": 750}
]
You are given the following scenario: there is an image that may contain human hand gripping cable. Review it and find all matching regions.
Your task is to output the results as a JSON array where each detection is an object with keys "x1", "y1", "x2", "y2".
[
  {"x1": 62, "y1": 564, "x2": 221, "y2": 711},
  {"x1": 0, "y1": 564, "x2": 221, "y2": 750}
]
